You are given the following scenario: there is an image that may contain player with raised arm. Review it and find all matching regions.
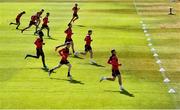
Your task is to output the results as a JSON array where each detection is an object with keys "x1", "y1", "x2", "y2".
[
  {"x1": 24, "y1": 30, "x2": 48, "y2": 69},
  {"x1": 9, "y1": 11, "x2": 26, "y2": 29},
  {"x1": 100, "y1": 49, "x2": 124, "y2": 91},
  {"x1": 48, "y1": 42, "x2": 72, "y2": 80}
]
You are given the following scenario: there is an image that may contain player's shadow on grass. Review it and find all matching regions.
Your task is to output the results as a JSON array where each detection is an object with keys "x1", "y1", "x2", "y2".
[
  {"x1": 12, "y1": 28, "x2": 22, "y2": 30},
  {"x1": 90, "y1": 62, "x2": 105, "y2": 68},
  {"x1": 76, "y1": 25, "x2": 86, "y2": 27},
  {"x1": 120, "y1": 89, "x2": 134, "y2": 97},
  {"x1": 71, "y1": 55, "x2": 84, "y2": 59},
  {"x1": 68, "y1": 79, "x2": 84, "y2": 85},
  {"x1": 50, "y1": 78, "x2": 84, "y2": 85},
  {"x1": 41, "y1": 68, "x2": 49, "y2": 72},
  {"x1": 44, "y1": 37, "x2": 58, "y2": 40},
  {"x1": 22, "y1": 33, "x2": 33, "y2": 36},
  {"x1": 11, "y1": 28, "x2": 24, "y2": 31},
  {"x1": 28, "y1": 67, "x2": 49, "y2": 72},
  {"x1": 104, "y1": 89, "x2": 134, "y2": 97}
]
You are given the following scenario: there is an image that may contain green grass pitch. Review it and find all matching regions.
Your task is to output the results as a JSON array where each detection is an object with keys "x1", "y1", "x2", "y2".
[{"x1": 0, "y1": 0, "x2": 179, "y2": 109}]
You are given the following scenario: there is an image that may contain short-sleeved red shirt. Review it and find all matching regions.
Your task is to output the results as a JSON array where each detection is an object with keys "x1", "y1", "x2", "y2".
[
  {"x1": 84, "y1": 35, "x2": 92, "y2": 46},
  {"x1": 34, "y1": 38, "x2": 43, "y2": 49},
  {"x1": 65, "y1": 27, "x2": 73, "y2": 39},
  {"x1": 43, "y1": 17, "x2": 48, "y2": 25},
  {"x1": 108, "y1": 55, "x2": 120, "y2": 70},
  {"x1": 59, "y1": 47, "x2": 69, "y2": 61}
]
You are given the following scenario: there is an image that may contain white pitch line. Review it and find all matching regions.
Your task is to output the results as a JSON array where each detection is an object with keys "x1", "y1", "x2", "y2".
[
  {"x1": 164, "y1": 78, "x2": 170, "y2": 83},
  {"x1": 156, "y1": 59, "x2": 161, "y2": 64},
  {"x1": 142, "y1": 26, "x2": 147, "y2": 30},
  {"x1": 151, "y1": 47, "x2": 156, "y2": 52},
  {"x1": 145, "y1": 33, "x2": 150, "y2": 37},
  {"x1": 153, "y1": 53, "x2": 158, "y2": 57},
  {"x1": 140, "y1": 21, "x2": 144, "y2": 24},
  {"x1": 133, "y1": 0, "x2": 178, "y2": 107},
  {"x1": 147, "y1": 38, "x2": 151, "y2": 41},
  {"x1": 144, "y1": 30, "x2": 148, "y2": 33},
  {"x1": 142, "y1": 23, "x2": 146, "y2": 27},
  {"x1": 148, "y1": 43, "x2": 152, "y2": 47}
]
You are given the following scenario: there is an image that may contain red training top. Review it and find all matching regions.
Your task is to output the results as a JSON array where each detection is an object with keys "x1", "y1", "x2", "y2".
[
  {"x1": 16, "y1": 12, "x2": 24, "y2": 20},
  {"x1": 72, "y1": 6, "x2": 78, "y2": 14},
  {"x1": 37, "y1": 11, "x2": 43, "y2": 17},
  {"x1": 34, "y1": 38, "x2": 43, "y2": 49},
  {"x1": 64, "y1": 27, "x2": 73, "y2": 39},
  {"x1": 43, "y1": 17, "x2": 48, "y2": 25},
  {"x1": 107, "y1": 54, "x2": 120, "y2": 70},
  {"x1": 84, "y1": 34, "x2": 92, "y2": 46},
  {"x1": 59, "y1": 47, "x2": 69, "y2": 61},
  {"x1": 31, "y1": 15, "x2": 37, "y2": 22}
]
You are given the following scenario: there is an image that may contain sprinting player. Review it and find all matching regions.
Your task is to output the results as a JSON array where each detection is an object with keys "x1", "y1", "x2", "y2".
[
  {"x1": 48, "y1": 42, "x2": 72, "y2": 80},
  {"x1": 21, "y1": 14, "x2": 38, "y2": 33},
  {"x1": 9, "y1": 11, "x2": 26, "y2": 29},
  {"x1": 80, "y1": 30, "x2": 96, "y2": 63},
  {"x1": 34, "y1": 9, "x2": 44, "y2": 35},
  {"x1": 100, "y1": 49, "x2": 124, "y2": 91},
  {"x1": 40, "y1": 12, "x2": 51, "y2": 38},
  {"x1": 69, "y1": 3, "x2": 80, "y2": 23},
  {"x1": 64, "y1": 23, "x2": 75, "y2": 54},
  {"x1": 36, "y1": 9, "x2": 44, "y2": 27},
  {"x1": 25, "y1": 30, "x2": 48, "y2": 69}
]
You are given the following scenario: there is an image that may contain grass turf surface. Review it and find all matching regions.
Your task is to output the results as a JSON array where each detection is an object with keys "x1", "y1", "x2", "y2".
[{"x1": 0, "y1": 0, "x2": 179, "y2": 109}]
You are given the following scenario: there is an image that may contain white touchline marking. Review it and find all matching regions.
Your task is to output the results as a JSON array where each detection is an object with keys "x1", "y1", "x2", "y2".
[
  {"x1": 169, "y1": 88, "x2": 176, "y2": 94},
  {"x1": 147, "y1": 38, "x2": 151, "y2": 41},
  {"x1": 148, "y1": 43, "x2": 152, "y2": 47},
  {"x1": 156, "y1": 59, "x2": 161, "y2": 64},
  {"x1": 164, "y1": 78, "x2": 170, "y2": 83},
  {"x1": 142, "y1": 24, "x2": 146, "y2": 27},
  {"x1": 133, "y1": 0, "x2": 178, "y2": 103},
  {"x1": 160, "y1": 67, "x2": 166, "y2": 72},
  {"x1": 144, "y1": 30, "x2": 148, "y2": 33},
  {"x1": 142, "y1": 26, "x2": 147, "y2": 30},
  {"x1": 145, "y1": 33, "x2": 150, "y2": 37},
  {"x1": 151, "y1": 48, "x2": 156, "y2": 52},
  {"x1": 153, "y1": 53, "x2": 159, "y2": 57}
]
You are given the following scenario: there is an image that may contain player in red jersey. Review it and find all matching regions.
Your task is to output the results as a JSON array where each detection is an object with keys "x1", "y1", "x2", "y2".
[
  {"x1": 69, "y1": 3, "x2": 80, "y2": 23},
  {"x1": 36, "y1": 9, "x2": 44, "y2": 27},
  {"x1": 48, "y1": 42, "x2": 72, "y2": 80},
  {"x1": 24, "y1": 30, "x2": 48, "y2": 69},
  {"x1": 9, "y1": 11, "x2": 26, "y2": 29},
  {"x1": 40, "y1": 12, "x2": 51, "y2": 38},
  {"x1": 21, "y1": 14, "x2": 38, "y2": 33},
  {"x1": 64, "y1": 23, "x2": 75, "y2": 54},
  {"x1": 100, "y1": 49, "x2": 124, "y2": 91},
  {"x1": 80, "y1": 30, "x2": 96, "y2": 63}
]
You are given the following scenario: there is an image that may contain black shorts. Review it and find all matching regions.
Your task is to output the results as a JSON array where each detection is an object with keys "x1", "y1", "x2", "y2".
[
  {"x1": 36, "y1": 48, "x2": 44, "y2": 57},
  {"x1": 73, "y1": 13, "x2": 78, "y2": 17},
  {"x1": 41, "y1": 24, "x2": 49, "y2": 29},
  {"x1": 29, "y1": 21, "x2": 36, "y2": 26},
  {"x1": 60, "y1": 60, "x2": 69, "y2": 65},
  {"x1": 37, "y1": 16, "x2": 40, "y2": 20},
  {"x1": 16, "y1": 18, "x2": 20, "y2": 23},
  {"x1": 85, "y1": 45, "x2": 92, "y2": 52},
  {"x1": 65, "y1": 38, "x2": 73, "y2": 43},
  {"x1": 112, "y1": 69, "x2": 121, "y2": 77}
]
